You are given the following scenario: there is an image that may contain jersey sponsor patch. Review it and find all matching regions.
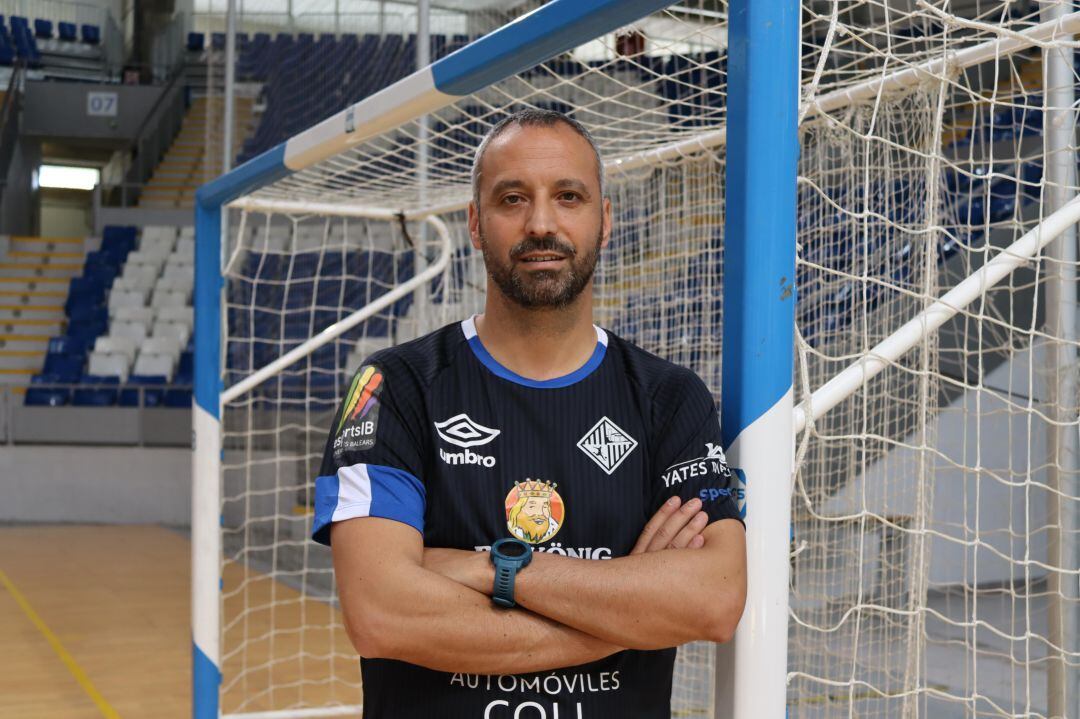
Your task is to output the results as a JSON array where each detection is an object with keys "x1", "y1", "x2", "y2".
[
  {"x1": 661, "y1": 444, "x2": 734, "y2": 488},
  {"x1": 577, "y1": 416, "x2": 638, "y2": 475},
  {"x1": 504, "y1": 479, "x2": 564, "y2": 544},
  {"x1": 333, "y1": 365, "x2": 383, "y2": 457}
]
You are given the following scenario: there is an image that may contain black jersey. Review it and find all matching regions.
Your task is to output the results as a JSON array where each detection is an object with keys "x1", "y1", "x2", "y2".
[{"x1": 312, "y1": 317, "x2": 742, "y2": 719}]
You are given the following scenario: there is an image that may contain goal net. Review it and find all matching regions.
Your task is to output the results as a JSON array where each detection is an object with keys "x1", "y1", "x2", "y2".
[{"x1": 198, "y1": 1, "x2": 1080, "y2": 717}]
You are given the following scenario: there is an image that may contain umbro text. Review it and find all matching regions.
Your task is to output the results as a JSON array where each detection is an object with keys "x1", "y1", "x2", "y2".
[{"x1": 439, "y1": 447, "x2": 496, "y2": 468}]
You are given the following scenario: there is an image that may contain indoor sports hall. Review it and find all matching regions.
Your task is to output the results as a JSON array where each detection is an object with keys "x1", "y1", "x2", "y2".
[{"x1": 0, "y1": 1, "x2": 1077, "y2": 717}]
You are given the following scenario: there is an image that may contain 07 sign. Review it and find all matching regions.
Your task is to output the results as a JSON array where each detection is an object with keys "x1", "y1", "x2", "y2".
[{"x1": 86, "y1": 91, "x2": 118, "y2": 117}]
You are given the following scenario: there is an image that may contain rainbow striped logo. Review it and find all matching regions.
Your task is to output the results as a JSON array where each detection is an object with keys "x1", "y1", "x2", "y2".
[{"x1": 336, "y1": 365, "x2": 384, "y2": 434}]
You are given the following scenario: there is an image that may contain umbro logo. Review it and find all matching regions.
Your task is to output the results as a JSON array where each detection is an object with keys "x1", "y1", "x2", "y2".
[
  {"x1": 434, "y1": 413, "x2": 501, "y2": 447},
  {"x1": 577, "y1": 417, "x2": 638, "y2": 475}
]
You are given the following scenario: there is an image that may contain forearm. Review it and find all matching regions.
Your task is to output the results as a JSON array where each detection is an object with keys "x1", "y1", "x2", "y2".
[
  {"x1": 339, "y1": 557, "x2": 620, "y2": 674},
  {"x1": 455, "y1": 520, "x2": 745, "y2": 650},
  {"x1": 516, "y1": 546, "x2": 741, "y2": 649}
]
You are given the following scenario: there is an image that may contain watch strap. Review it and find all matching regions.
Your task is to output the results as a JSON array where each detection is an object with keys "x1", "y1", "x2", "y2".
[{"x1": 492, "y1": 560, "x2": 518, "y2": 608}]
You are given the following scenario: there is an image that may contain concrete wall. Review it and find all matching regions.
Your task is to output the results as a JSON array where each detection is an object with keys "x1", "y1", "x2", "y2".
[
  {"x1": 40, "y1": 188, "x2": 93, "y2": 236},
  {"x1": 0, "y1": 445, "x2": 191, "y2": 525},
  {"x1": 21, "y1": 81, "x2": 166, "y2": 143}
]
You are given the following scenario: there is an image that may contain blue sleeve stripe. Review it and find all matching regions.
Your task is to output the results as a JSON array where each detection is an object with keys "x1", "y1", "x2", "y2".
[
  {"x1": 311, "y1": 464, "x2": 425, "y2": 546},
  {"x1": 311, "y1": 474, "x2": 341, "y2": 546},
  {"x1": 431, "y1": 0, "x2": 678, "y2": 97}
]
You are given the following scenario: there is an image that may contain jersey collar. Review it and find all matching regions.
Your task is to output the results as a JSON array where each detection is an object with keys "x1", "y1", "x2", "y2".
[{"x1": 460, "y1": 316, "x2": 608, "y2": 389}]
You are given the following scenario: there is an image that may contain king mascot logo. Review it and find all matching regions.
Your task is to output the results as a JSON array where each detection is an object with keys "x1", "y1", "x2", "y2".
[{"x1": 504, "y1": 479, "x2": 564, "y2": 544}]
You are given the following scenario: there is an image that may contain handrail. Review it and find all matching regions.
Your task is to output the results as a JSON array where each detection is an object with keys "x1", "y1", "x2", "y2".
[
  {"x1": 793, "y1": 195, "x2": 1080, "y2": 433},
  {"x1": 125, "y1": 66, "x2": 188, "y2": 188},
  {"x1": 0, "y1": 62, "x2": 24, "y2": 213},
  {"x1": 220, "y1": 213, "x2": 454, "y2": 404}
]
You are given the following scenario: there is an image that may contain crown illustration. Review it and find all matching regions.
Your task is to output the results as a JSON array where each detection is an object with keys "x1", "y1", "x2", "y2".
[{"x1": 514, "y1": 478, "x2": 557, "y2": 498}]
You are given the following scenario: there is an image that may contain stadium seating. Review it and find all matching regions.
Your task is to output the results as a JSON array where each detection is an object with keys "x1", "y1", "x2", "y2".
[{"x1": 26, "y1": 224, "x2": 197, "y2": 408}]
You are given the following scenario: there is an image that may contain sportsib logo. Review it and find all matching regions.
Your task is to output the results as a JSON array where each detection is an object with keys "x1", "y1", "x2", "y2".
[{"x1": 439, "y1": 446, "x2": 496, "y2": 468}]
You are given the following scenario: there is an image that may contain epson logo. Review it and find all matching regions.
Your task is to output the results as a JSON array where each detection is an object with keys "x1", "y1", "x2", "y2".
[{"x1": 439, "y1": 447, "x2": 496, "y2": 468}]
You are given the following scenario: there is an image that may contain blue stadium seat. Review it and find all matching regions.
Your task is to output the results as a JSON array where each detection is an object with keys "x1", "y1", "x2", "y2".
[
  {"x1": 58, "y1": 22, "x2": 76, "y2": 41},
  {"x1": 34, "y1": 19, "x2": 51, "y2": 39},
  {"x1": 42, "y1": 353, "x2": 84, "y2": 383},
  {"x1": 176, "y1": 352, "x2": 194, "y2": 385},
  {"x1": 187, "y1": 32, "x2": 204, "y2": 51},
  {"x1": 163, "y1": 389, "x2": 192, "y2": 408},
  {"x1": 120, "y1": 376, "x2": 168, "y2": 407},
  {"x1": 212, "y1": 32, "x2": 225, "y2": 50},
  {"x1": 73, "y1": 388, "x2": 118, "y2": 406},
  {"x1": 25, "y1": 387, "x2": 70, "y2": 406},
  {"x1": 81, "y1": 24, "x2": 100, "y2": 45},
  {"x1": 48, "y1": 335, "x2": 90, "y2": 356},
  {"x1": 119, "y1": 387, "x2": 165, "y2": 407}
]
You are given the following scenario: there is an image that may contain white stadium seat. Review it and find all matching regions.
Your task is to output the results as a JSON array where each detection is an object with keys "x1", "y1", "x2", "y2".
[
  {"x1": 143, "y1": 334, "x2": 182, "y2": 359},
  {"x1": 111, "y1": 277, "x2": 151, "y2": 294},
  {"x1": 162, "y1": 263, "x2": 193, "y2": 282},
  {"x1": 155, "y1": 305, "x2": 194, "y2": 328},
  {"x1": 111, "y1": 320, "x2": 148, "y2": 345},
  {"x1": 126, "y1": 250, "x2": 166, "y2": 268},
  {"x1": 141, "y1": 225, "x2": 177, "y2": 243},
  {"x1": 152, "y1": 320, "x2": 190, "y2": 348},
  {"x1": 132, "y1": 352, "x2": 174, "y2": 380},
  {"x1": 87, "y1": 351, "x2": 130, "y2": 382},
  {"x1": 120, "y1": 264, "x2": 158, "y2": 292},
  {"x1": 112, "y1": 306, "x2": 154, "y2": 326},
  {"x1": 155, "y1": 275, "x2": 193, "y2": 298},
  {"x1": 94, "y1": 335, "x2": 137, "y2": 364},
  {"x1": 178, "y1": 226, "x2": 194, "y2": 239},
  {"x1": 151, "y1": 288, "x2": 187, "y2": 310},
  {"x1": 107, "y1": 288, "x2": 148, "y2": 316}
]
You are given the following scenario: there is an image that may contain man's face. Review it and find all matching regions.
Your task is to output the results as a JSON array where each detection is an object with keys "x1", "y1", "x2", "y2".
[
  {"x1": 514, "y1": 496, "x2": 551, "y2": 540},
  {"x1": 468, "y1": 123, "x2": 612, "y2": 309}
]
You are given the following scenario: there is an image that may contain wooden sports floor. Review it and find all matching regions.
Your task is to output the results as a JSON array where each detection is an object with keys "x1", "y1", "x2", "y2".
[{"x1": 0, "y1": 525, "x2": 359, "y2": 718}]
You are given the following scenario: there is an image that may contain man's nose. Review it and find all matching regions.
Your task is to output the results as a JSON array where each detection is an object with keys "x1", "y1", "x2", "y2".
[{"x1": 524, "y1": 196, "x2": 558, "y2": 238}]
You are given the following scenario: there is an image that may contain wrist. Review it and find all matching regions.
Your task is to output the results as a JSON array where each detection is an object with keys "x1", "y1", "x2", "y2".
[{"x1": 475, "y1": 550, "x2": 496, "y2": 595}]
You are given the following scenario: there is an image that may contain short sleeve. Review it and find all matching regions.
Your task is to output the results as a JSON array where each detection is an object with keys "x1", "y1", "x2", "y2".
[
  {"x1": 311, "y1": 361, "x2": 427, "y2": 545},
  {"x1": 649, "y1": 371, "x2": 743, "y2": 527}
]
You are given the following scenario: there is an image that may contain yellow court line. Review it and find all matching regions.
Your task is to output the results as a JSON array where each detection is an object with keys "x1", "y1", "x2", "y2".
[{"x1": 0, "y1": 568, "x2": 120, "y2": 719}]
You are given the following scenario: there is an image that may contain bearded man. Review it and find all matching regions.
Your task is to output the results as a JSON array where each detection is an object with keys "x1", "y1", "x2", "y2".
[{"x1": 313, "y1": 108, "x2": 746, "y2": 718}]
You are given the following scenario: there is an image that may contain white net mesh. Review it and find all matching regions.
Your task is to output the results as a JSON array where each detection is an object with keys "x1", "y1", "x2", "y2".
[{"x1": 214, "y1": 1, "x2": 1079, "y2": 716}]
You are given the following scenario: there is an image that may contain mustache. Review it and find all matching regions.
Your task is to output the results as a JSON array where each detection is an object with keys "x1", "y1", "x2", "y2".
[{"x1": 509, "y1": 235, "x2": 577, "y2": 261}]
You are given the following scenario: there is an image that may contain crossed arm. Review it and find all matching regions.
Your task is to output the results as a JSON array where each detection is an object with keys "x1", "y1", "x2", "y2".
[{"x1": 331, "y1": 497, "x2": 746, "y2": 674}]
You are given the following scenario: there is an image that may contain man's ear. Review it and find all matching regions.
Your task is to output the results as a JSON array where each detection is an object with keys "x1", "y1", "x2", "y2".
[
  {"x1": 468, "y1": 201, "x2": 481, "y2": 250},
  {"x1": 600, "y1": 197, "x2": 612, "y2": 249}
]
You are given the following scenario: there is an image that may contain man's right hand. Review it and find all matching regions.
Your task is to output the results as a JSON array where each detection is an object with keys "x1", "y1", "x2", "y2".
[{"x1": 630, "y1": 496, "x2": 709, "y2": 554}]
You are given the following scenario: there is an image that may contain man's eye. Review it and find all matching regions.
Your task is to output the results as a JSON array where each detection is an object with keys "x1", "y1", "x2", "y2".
[
  {"x1": 503, "y1": 195, "x2": 523, "y2": 205},
  {"x1": 559, "y1": 192, "x2": 581, "y2": 202}
]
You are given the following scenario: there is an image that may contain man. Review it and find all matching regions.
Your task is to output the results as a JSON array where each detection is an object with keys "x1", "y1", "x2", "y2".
[{"x1": 313, "y1": 108, "x2": 746, "y2": 718}]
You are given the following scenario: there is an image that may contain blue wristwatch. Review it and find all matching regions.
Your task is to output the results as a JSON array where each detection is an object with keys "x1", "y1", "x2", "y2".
[{"x1": 490, "y1": 538, "x2": 533, "y2": 608}]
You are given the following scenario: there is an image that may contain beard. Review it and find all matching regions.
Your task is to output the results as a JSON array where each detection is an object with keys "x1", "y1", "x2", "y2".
[
  {"x1": 479, "y1": 228, "x2": 602, "y2": 309},
  {"x1": 513, "y1": 513, "x2": 551, "y2": 543}
]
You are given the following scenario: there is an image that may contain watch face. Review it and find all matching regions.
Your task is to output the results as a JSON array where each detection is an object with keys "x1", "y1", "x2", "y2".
[{"x1": 499, "y1": 541, "x2": 528, "y2": 559}]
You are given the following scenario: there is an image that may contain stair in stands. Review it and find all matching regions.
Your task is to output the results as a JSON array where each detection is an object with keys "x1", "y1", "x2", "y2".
[
  {"x1": 0, "y1": 236, "x2": 84, "y2": 385},
  {"x1": 139, "y1": 95, "x2": 256, "y2": 209}
]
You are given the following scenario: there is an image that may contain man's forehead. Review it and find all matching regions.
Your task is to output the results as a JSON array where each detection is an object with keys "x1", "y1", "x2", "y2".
[{"x1": 479, "y1": 124, "x2": 599, "y2": 188}]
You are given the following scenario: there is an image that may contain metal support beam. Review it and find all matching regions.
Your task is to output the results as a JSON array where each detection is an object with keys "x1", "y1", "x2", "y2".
[{"x1": 1041, "y1": 2, "x2": 1080, "y2": 715}]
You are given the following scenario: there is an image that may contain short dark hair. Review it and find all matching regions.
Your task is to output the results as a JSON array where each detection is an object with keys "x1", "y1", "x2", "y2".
[{"x1": 471, "y1": 108, "x2": 606, "y2": 208}]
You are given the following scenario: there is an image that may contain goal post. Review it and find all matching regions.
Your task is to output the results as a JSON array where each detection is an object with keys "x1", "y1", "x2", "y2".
[
  {"x1": 194, "y1": 1, "x2": 1080, "y2": 717},
  {"x1": 716, "y1": 1, "x2": 798, "y2": 717}
]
